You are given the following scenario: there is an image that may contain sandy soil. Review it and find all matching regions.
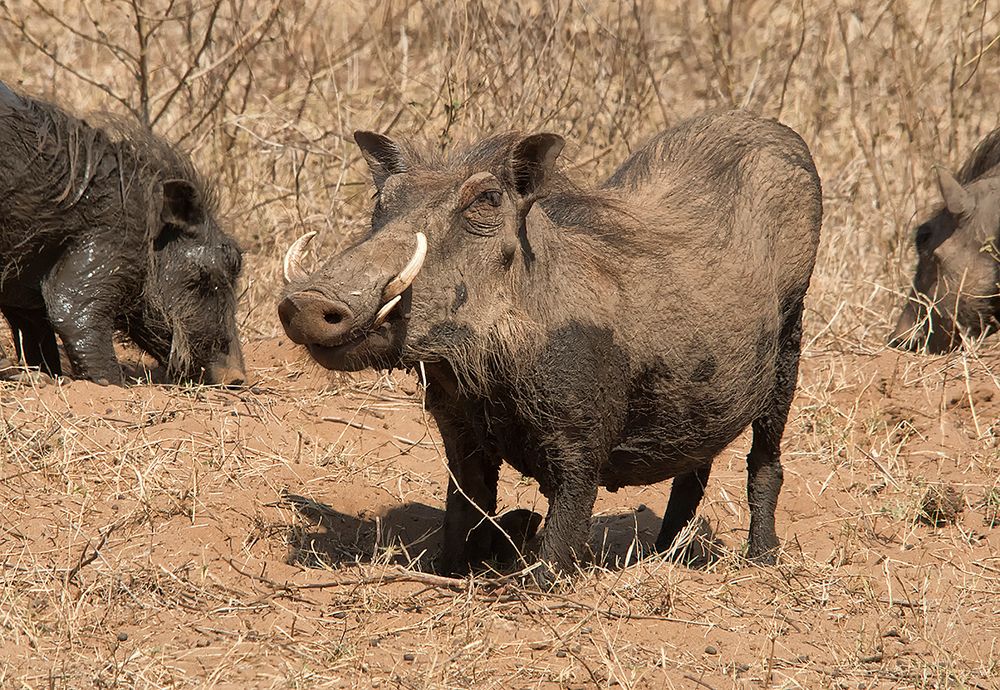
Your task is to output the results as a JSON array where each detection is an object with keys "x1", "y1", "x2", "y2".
[{"x1": 1, "y1": 336, "x2": 997, "y2": 689}]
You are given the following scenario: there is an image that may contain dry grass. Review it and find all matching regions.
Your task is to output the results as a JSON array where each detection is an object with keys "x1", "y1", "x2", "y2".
[{"x1": 1, "y1": 1, "x2": 999, "y2": 688}]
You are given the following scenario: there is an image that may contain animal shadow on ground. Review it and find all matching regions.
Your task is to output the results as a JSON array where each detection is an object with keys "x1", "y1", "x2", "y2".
[{"x1": 282, "y1": 492, "x2": 726, "y2": 574}]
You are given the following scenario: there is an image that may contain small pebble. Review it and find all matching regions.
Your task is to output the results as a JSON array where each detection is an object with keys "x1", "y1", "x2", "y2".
[
  {"x1": 704, "y1": 645, "x2": 718, "y2": 655},
  {"x1": 736, "y1": 662, "x2": 751, "y2": 672},
  {"x1": 116, "y1": 632, "x2": 128, "y2": 642},
  {"x1": 883, "y1": 628, "x2": 900, "y2": 638},
  {"x1": 556, "y1": 650, "x2": 567, "y2": 658},
  {"x1": 580, "y1": 627, "x2": 592, "y2": 634},
  {"x1": 403, "y1": 653, "x2": 415, "y2": 662},
  {"x1": 795, "y1": 654, "x2": 810, "y2": 663}
]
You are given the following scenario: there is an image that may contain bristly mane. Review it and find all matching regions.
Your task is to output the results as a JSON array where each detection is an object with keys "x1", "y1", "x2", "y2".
[
  {"x1": 958, "y1": 126, "x2": 1000, "y2": 184},
  {"x1": 8, "y1": 81, "x2": 221, "y2": 225},
  {"x1": 96, "y1": 113, "x2": 221, "y2": 219}
]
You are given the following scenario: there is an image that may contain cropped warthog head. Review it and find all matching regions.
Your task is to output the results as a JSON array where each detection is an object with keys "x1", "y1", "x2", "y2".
[
  {"x1": 889, "y1": 167, "x2": 1000, "y2": 353},
  {"x1": 131, "y1": 177, "x2": 246, "y2": 386},
  {"x1": 278, "y1": 130, "x2": 563, "y2": 376}
]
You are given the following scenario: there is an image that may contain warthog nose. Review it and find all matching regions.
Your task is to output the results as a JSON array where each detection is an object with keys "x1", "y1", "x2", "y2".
[
  {"x1": 205, "y1": 346, "x2": 248, "y2": 387},
  {"x1": 278, "y1": 291, "x2": 355, "y2": 347},
  {"x1": 207, "y1": 365, "x2": 247, "y2": 387}
]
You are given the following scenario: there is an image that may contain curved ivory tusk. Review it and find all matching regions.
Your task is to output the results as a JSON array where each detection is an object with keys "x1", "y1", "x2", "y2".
[
  {"x1": 371, "y1": 295, "x2": 402, "y2": 329},
  {"x1": 283, "y1": 231, "x2": 317, "y2": 284},
  {"x1": 383, "y1": 232, "x2": 427, "y2": 301}
]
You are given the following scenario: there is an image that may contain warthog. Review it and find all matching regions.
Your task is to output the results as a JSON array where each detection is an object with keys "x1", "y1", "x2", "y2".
[
  {"x1": 279, "y1": 110, "x2": 822, "y2": 583},
  {"x1": 0, "y1": 80, "x2": 245, "y2": 385},
  {"x1": 889, "y1": 128, "x2": 1000, "y2": 353}
]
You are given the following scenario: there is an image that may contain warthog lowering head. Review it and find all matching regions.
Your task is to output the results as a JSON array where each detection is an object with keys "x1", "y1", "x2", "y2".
[
  {"x1": 889, "y1": 167, "x2": 1000, "y2": 353},
  {"x1": 137, "y1": 179, "x2": 247, "y2": 385},
  {"x1": 278, "y1": 130, "x2": 563, "y2": 375}
]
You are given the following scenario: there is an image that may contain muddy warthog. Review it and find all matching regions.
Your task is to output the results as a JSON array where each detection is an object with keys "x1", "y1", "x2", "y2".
[
  {"x1": 279, "y1": 110, "x2": 822, "y2": 583},
  {"x1": 889, "y1": 128, "x2": 1000, "y2": 353},
  {"x1": 0, "y1": 80, "x2": 245, "y2": 386}
]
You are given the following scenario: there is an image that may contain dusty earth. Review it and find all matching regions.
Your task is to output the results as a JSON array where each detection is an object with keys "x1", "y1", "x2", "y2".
[{"x1": 1, "y1": 335, "x2": 998, "y2": 689}]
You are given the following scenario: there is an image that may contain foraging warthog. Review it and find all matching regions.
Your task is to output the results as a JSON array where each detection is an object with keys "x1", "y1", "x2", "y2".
[
  {"x1": 889, "y1": 128, "x2": 1000, "y2": 353},
  {"x1": 0, "y1": 80, "x2": 245, "y2": 385},
  {"x1": 279, "y1": 110, "x2": 822, "y2": 582}
]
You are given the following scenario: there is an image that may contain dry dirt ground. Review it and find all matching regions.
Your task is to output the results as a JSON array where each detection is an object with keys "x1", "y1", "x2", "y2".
[{"x1": 1, "y1": 337, "x2": 998, "y2": 689}]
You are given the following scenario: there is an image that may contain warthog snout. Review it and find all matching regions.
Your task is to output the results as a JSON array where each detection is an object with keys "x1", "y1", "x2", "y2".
[
  {"x1": 205, "y1": 345, "x2": 248, "y2": 387},
  {"x1": 278, "y1": 231, "x2": 427, "y2": 351},
  {"x1": 278, "y1": 291, "x2": 355, "y2": 347}
]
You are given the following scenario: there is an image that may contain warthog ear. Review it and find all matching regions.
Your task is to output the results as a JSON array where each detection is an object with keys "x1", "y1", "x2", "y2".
[
  {"x1": 355, "y1": 131, "x2": 407, "y2": 189},
  {"x1": 509, "y1": 133, "x2": 565, "y2": 201},
  {"x1": 161, "y1": 179, "x2": 205, "y2": 228},
  {"x1": 936, "y1": 167, "x2": 974, "y2": 216}
]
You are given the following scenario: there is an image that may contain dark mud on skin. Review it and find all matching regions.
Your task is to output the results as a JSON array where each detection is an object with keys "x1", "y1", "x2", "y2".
[
  {"x1": 279, "y1": 110, "x2": 823, "y2": 585},
  {"x1": 0, "y1": 80, "x2": 246, "y2": 386}
]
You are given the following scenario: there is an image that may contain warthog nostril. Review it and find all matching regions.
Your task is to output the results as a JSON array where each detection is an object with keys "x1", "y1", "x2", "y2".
[{"x1": 278, "y1": 291, "x2": 355, "y2": 347}]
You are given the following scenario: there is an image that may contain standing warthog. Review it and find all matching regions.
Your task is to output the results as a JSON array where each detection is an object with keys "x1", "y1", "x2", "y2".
[
  {"x1": 889, "y1": 128, "x2": 1000, "y2": 353},
  {"x1": 278, "y1": 110, "x2": 822, "y2": 583},
  {"x1": 0, "y1": 80, "x2": 245, "y2": 386}
]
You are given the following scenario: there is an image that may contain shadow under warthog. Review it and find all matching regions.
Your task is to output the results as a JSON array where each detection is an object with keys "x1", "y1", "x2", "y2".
[{"x1": 282, "y1": 492, "x2": 724, "y2": 573}]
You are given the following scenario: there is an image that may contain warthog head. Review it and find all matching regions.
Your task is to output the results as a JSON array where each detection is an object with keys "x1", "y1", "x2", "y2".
[
  {"x1": 135, "y1": 178, "x2": 246, "y2": 385},
  {"x1": 889, "y1": 167, "x2": 1000, "y2": 353},
  {"x1": 277, "y1": 130, "x2": 563, "y2": 378}
]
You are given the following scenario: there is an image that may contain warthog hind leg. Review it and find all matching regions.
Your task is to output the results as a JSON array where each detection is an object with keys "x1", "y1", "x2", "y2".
[
  {"x1": 655, "y1": 464, "x2": 711, "y2": 561},
  {"x1": 745, "y1": 300, "x2": 803, "y2": 564}
]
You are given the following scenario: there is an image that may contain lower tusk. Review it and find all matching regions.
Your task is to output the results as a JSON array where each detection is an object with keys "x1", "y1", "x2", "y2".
[{"x1": 372, "y1": 295, "x2": 402, "y2": 328}]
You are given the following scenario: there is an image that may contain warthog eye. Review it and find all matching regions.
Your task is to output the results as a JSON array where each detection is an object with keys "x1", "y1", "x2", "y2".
[{"x1": 480, "y1": 190, "x2": 502, "y2": 207}]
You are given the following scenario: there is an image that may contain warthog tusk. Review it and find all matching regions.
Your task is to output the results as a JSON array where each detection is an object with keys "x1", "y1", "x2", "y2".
[
  {"x1": 382, "y1": 232, "x2": 427, "y2": 301},
  {"x1": 283, "y1": 231, "x2": 317, "y2": 284},
  {"x1": 371, "y1": 295, "x2": 402, "y2": 328}
]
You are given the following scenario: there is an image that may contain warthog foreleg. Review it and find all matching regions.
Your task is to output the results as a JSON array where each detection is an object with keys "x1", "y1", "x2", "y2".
[
  {"x1": 42, "y1": 241, "x2": 125, "y2": 385},
  {"x1": 436, "y1": 410, "x2": 503, "y2": 575},
  {"x1": 534, "y1": 449, "x2": 600, "y2": 588}
]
